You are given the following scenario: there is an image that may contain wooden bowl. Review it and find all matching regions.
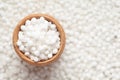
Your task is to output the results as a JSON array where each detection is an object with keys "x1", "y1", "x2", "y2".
[{"x1": 13, "y1": 14, "x2": 65, "y2": 66}]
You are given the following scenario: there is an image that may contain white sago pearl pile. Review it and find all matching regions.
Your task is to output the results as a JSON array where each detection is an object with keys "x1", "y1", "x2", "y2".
[{"x1": 17, "y1": 17, "x2": 60, "y2": 62}]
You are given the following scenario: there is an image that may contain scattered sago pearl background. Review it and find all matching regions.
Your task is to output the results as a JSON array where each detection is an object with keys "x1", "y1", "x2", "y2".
[{"x1": 0, "y1": 0, "x2": 120, "y2": 80}]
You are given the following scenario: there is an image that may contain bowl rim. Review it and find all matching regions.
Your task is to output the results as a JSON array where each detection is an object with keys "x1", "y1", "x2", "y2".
[{"x1": 13, "y1": 13, "x2": 65, "y2": 66}]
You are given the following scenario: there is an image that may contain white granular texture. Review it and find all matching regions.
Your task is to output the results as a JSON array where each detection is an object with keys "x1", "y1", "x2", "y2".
[
  {"x1": 17, "y1": 17, "x2": 60, "y2": 62},
  {"x1": 0, "y1": 0, "x2": 120, "y2": 80}
]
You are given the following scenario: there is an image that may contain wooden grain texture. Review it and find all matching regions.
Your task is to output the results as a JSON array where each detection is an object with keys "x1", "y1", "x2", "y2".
[{"x1": 13, "y1": 14, "x2": 66, "y2": 66}]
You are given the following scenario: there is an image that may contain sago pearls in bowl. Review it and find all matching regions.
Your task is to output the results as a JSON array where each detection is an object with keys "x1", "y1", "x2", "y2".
[{"x1": 13, "y1": 14, "x2": 65, "y2": 66}]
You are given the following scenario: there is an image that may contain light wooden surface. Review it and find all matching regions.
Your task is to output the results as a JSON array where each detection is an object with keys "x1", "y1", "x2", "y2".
[{"x1": 13, "y1": 14, "x2": 66, "y2": 66}]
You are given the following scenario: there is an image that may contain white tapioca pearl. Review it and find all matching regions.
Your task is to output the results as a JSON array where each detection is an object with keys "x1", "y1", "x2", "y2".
[
  {"x1": 50, "y1": 24, "x2": 56, "y2": 30},
  {"x1": 31, "y1": 17, "x2": 36, "y2": 22},
  {"x1": 31, "y1": 47, "x2": 36, "y2": 51},
  {"x1": 21, "y1": 25, "x2": 26, "y2": 31},
  {"x1": 29, "y1": 55, "x2": 35, "y2": 61},
  {"x1": 53, "y1": 48, "x2": 58, "y2": 54},
  {"x1": 45, "y1": 51, "x2": 49, "y2": 55},
  {"x1": 19, "y1": 45, "x2": 25, "y2": 51},
  {"x1": 25, "y1": 20, "x2": 31, "y2": 26},
  {"x1": 25, "y1": 52, "x2": 30, "y2": 56},
  {"x1": 48, "y1": 53, "x2": 53, "y2": 58},
  {"x1": 18, "y1": 31, "x2": 24, "y2": 38},
  {"x1": 39, "y1": 17, "x2": 45, "y2": 22},
  {"x1": 39, "y1": 54, "x2": 46, "y2": 60},
  {"x1": 16, "y1": 40, "x2": 22, "y2": 46},
  {"x1": 33, "y1": 57, "x2": 39, "y2": 62},
  {"x1": 34, "y1": 51, "x2": 40, "y2": 56}
]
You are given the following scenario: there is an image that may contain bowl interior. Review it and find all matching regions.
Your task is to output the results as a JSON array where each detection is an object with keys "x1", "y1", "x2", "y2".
[{"x1": 13, "y1": 14, "x2": 65, "y2": 66}]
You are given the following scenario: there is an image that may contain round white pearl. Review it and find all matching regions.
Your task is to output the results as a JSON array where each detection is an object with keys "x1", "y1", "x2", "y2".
[
  {"x1": 53, "y1": 49, "x2": 58, "y2": 54},
  {"x1": 42, "y1": 45, "x2": 47, "y2": 49},
  {"x1": 19, "y1": 45, "x2": 24, "y2": 51},
  {"x1": 50, "y1": 24, "x2": 56, "y2": 30},
  {"x1": 45, "y1": 51, "x2": 49, "y2": 54},
  {"x1": 31, "y1": 18, "x2": 37, "y2": 25},
  {"x1": 39, "y1": 17, "x2": 45, "y2": 22},
  {"x1": 21, "y1": 25, "x2": 26, "y2": 31},
  {"x1": 25, "y1": 20, "x2": 31, "y2": 26},
  {"x1": 25, "y1": 52, "x2": 30, "y2": 56},
  {"x1": 16, "y1": 40, "x2": 22, "y2": 46},
  {"x1": 34, "y1": 51, "x2": 40, "y2": 56},
  {"x1": 56, "y1": 32, "x2": 60, "y2": 36},
  {"x1": 56, "y1": 42, "x2": 60, "y2": 48},
  {"x1": 40, "y1": 54, "x2": 46, "y2": 60},
  {"x1": 31, "y1": 47, "x2": 36, "y2": 51},
  {"x1": 31, "y1": 17, "x2": 36, "y2": 22},
  {"x1": 33, "y1": 57, "x2": 39, "y2": 62},
  {"x1": 27, "y1": 40, "x2": 33, "y2": 46},
  {"x1": 48, "y1": 54, "x2": 53, "y2": 58},
  {"x1": 30, "y1": 55, "x2": 35, "y2": 61},
  {"x1": 18, "y1": 31, "x2": 24, "y2": 38}
]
